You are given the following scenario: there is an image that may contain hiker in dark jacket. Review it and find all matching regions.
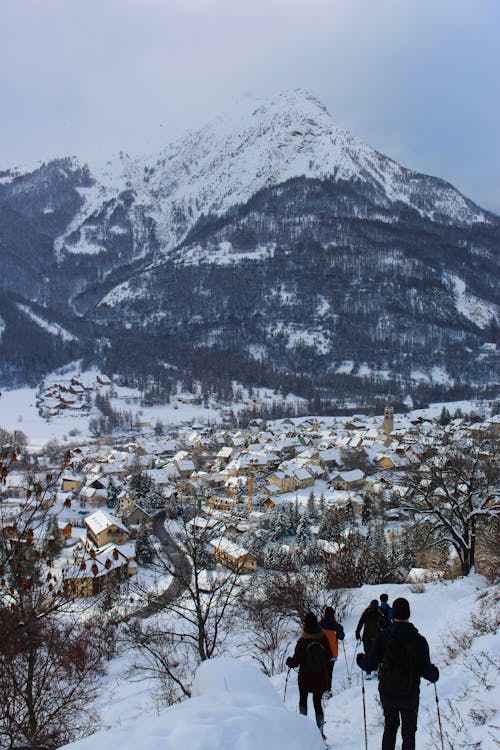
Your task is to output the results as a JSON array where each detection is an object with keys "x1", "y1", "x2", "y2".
[
  {"x1": 379, "y1": 593, "x2": 393, "y2": 625},
  {"x1": 319, "y1": 605, "x2": 345, "y2": 695},
  {"x1": 355, "y1": 599, "x2": 386, "y2": 678},
  {"x1": 286, "y1": 611, "x2": 332, "y2": 737},
  {"x1": 356, "y1": 597, "x2": 439, "y2": 750}
]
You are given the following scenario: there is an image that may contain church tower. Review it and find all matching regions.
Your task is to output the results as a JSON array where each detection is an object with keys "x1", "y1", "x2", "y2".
[{"x1": 382, "y1": 393, "x2": 394, "y2": 436}]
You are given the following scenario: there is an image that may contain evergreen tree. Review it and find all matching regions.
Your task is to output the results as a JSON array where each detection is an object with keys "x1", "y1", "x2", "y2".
[
  {"x1": 291, "y1": 498, "x2": 301, "y2": 531},
  {"x1": 318, "y1": 507, "x2": 345, "y2": 543},
  {"x1": 362, "y1": 492, "x2": 373, "y2": 525},
  {"x1": 365, "y1": 521, "x2": 389, "y2": 583},
  {"x1": 146, "y1": 486, "x2": 165, "y2": 511},
  {"x1": 306, "y1": 490, "x2": 316, "y2": 519},
  {"x1": 153, "y1": 418, "x2": 164, "y2": 436},
  {"x1": 107, "y1": 477, "x2": 119, "y2": 508},
  {"x1": 318, "y1": 492, "x2": 326, "y2": 517},
  {"x1": 43, "y1": 515, "x2": 63, "y2": 560},
  {"x1": 345, "y1": 499, "x2": 355, "y2": 524},
  {"x1": 439, "y1": 406, "x2": 451, "y2": 426},
  {"x1": 296, "y1": 515, "x2": 312, "y2": 548},
  {"x1": 135, "y1": 523, "x2": 155, "y2": 565},
  {"x1": 128, "y1": 468, "x2": 153, "y2": 499}
]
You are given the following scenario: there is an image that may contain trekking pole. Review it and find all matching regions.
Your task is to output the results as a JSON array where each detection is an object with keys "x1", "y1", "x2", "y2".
[
  {"x1": 283, "y1": 667, "x2": 291, "y2": 703},
  {"x1": 350, "y1": 639, "x2": 360, "y2": 680},
  {"x1": 342, "y1": 640, "x2": 351, "y2": 684},
  {"x1": 434, "y1": 683, "x2": 445, "y2": 750},
  {"x1": 361, "y1": 669, "x2": 369, "y2": 750}
]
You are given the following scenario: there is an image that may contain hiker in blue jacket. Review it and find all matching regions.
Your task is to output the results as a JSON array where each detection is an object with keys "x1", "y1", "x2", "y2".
[
  {"x1": 356, "y1": 597, "x2": 439, "y2": 750},
  {"x1": 379, "y1": 593, "x2": 392, "y2": 625}
]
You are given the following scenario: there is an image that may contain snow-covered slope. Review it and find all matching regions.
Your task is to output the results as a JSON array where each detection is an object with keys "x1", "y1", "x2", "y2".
[
  {"x1": 61, "y1": 658, "x2": 325, "y2": 750},
  {"x1": 59, "y1": 576, "x2": 499, "y2": 750}
]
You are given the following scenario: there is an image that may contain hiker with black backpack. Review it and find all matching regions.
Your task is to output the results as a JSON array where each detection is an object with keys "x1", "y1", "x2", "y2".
[
  {"x1": 356, "y1": 597, "x2": 439, "y2": 750},
  {"x1": 355, "y1": 599, "x2": 386, "y2": 679},
  {"x1": 286, "y1": 611, "x2": 332, "y2": 739}
]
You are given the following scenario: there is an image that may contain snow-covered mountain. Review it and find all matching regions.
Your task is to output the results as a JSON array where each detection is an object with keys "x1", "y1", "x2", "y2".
[
  {"x1": 54, "y1": 89, "x2": 492, "y2": 260},
  {"x1": 0, "y1": 90, "x2": 498, "y2": 398}
]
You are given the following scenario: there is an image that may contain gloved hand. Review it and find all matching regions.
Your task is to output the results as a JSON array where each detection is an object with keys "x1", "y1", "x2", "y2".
[
  {"x1": 286, "y1": 656, "x2": 293, "y2": 668},
  {"x1": 431, "y1": 665, "x2": 439, "y2": 683},
  {"x1": 356, "y1": 653, "x2": 365, "y2": 668}
]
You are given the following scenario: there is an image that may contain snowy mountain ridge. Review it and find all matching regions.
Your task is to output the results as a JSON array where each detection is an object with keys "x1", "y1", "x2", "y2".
[{"x1": 51, "y1": 89, "x2": 490, "y2": 260}]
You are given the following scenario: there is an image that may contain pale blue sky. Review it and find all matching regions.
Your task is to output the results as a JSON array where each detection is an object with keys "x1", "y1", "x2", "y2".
[{"x1": 1, "y1": 0, "x2": 499, "y2": 213}]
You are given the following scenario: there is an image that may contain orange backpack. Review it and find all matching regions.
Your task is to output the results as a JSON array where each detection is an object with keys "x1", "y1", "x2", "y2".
[{"x1": 324, "y1": 628, "x2": 338, "y2": 659}]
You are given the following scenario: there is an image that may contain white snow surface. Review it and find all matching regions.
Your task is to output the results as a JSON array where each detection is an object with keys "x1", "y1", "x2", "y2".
[
  {"x1": 59, "y1": 575, "x2": 499, "y2": 750},
  {"x1": 17, "y1": 304, "x2": 78, "y2": 342},
  {"x1": 447, "y1": 273, "x2": 498, "y2": 329},
  {"x1": 63, "y1": 657, "x2": 324, "y2": 750}
]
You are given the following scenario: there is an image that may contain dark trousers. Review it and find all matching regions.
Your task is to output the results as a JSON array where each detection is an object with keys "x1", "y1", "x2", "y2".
[
  {"x1": 327, "y1": 660, "x2": 333, "y2": 690},
  {"x1": 299, "y1": 689, "x2": 324, "y2": 731},
  {"x1": 381, "y1": 695, "x2": 419, "y2": 750}
]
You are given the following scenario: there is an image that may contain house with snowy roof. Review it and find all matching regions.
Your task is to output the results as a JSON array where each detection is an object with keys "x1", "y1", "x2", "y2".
[
  {"x1": 173, "y1": 451, "x2": 196, "y2": 477},
  {"x1": 63, "y1": 544, "x2": 132, "y2": 598},
  {"x1": 84, "y1": 510, "x2": 130, "y2": 549},
  {"x1": 329, "y1": 469, "x2": 366, "y2": 491},
  {"x1": 209, "y1": 537, "x2": 257, "y2": 573}
]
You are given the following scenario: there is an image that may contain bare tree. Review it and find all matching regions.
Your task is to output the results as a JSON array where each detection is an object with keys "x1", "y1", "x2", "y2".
[
  {"x1": 241, "y1": 592, "x2": 291, "y2": 677},
  {"x1": 402, "y1": 433, "x2": 499, "y2": 575},
  {"x1": 132, "y1": 514, "x2": 245, "y2": 662},
  {"x1": 244, "y1": 568, "x2": 353, "y2": 628},
  {"x1": 0, "y1": 610, "x2": 106, "y2": 749},
  {"x1": 0, "y1": 445, "x2": 109, "y2": 749},
  {"x1": 121, "y1": 618, "x2": 193, "y2": 705}
]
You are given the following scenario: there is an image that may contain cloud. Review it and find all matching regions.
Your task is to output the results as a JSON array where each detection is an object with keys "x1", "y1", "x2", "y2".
[{"x1": 0, "y1": 0, "x2": 498, "y2": 213}]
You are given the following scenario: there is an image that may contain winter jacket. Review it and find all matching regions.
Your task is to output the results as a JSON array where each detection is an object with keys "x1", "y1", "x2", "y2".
[
  {"x1": 355, "y1": 606, "x2": 386, "y2": 648},
  {"x1": 319, "y1": 617, "x2": 345, "y2": 659},
  {"x1": 360, "y1": 621, "x2": 439, "y2": 700},
  {"x1": 379, "y1": 601, "x2": 393, "y2": 625},
  {"x1": 287, "y1": 628, "x2": 332, "y2": 693}
]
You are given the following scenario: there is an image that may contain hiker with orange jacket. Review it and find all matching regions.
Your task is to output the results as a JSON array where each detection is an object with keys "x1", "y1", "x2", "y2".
[
  {"x1": 319, "y1": 605, "x2": 345, "y2": 695},
  {"x1": 286, "y1": 611, "x2": 332, "y2": 738}
]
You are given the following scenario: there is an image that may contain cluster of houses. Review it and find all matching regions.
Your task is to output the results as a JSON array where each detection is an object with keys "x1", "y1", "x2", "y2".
[
  {"x1": 36, "y1": 374, "x2": 112, "y2": 419},
  {"x1": 2, "y1": 397, "x2": 498, "y2": 598}
]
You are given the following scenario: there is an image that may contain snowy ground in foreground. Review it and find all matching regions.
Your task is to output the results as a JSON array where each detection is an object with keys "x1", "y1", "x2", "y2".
[{"x1": 62, "y1": 575, "x2": 499, "y2": 750}]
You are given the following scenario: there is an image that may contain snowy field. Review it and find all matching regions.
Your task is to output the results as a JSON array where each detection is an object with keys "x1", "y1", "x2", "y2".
[
  {"x1": 62, "y1": 574, "x2": 499, "y2": 750},
  {"x1": 0, "y1": 364, "x2": 309, "y2": 450}
]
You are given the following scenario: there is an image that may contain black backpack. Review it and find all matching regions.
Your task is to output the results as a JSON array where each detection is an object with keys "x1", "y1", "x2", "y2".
[
  {"x1": 378, "y1": 634, "x2": 414, "y2": 695},
  {"x1": 306, "y1": 640, "x2": 327, "y2": 671}
]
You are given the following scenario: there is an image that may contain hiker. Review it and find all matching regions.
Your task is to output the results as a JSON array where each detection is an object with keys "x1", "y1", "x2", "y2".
[
  {"x1": 355, "y1": 599, "x2": 386, "y2": 678},
  {"x1": 356, "y1": 597, "x2": 439, "y2": 750},
  {"x1": 319, "y1": 605, "x2": 345, "y2": 696},
  {"x1": 286, "y1": 611, "x2": 332, "y2": 738},
  {"x1": 379, "y1": 593, "x2": 393, "y2": 625}
]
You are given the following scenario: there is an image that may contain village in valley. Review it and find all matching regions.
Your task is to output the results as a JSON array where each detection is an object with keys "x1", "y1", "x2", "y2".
[{"x1": 1, "y1": 370, "x2": 498, "y2": 602}]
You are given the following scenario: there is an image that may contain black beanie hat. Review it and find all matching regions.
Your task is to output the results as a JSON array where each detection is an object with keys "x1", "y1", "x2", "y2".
[
  {"x1": 304, "y1": 611, "x2": 320, "y2": 632},
  {"x1": 392, "y1": 597, "x2": 410, "y2": 620}
]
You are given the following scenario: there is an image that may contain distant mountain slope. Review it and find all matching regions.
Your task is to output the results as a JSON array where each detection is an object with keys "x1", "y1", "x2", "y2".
[{"x1": 0, "y1": 90, "x2": 498, "y2": 399}]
